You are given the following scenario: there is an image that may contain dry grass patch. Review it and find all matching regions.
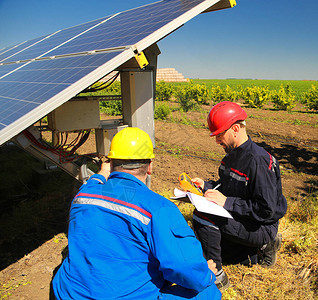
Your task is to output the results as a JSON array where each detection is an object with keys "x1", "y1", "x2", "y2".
[{"x1": 174, "y1": 194, "x2": 318, "y2": 299}]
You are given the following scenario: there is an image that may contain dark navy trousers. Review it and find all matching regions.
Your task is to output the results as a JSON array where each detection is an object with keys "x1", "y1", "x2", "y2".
[{"x1": 193, "y1": 212, "x2": 279, "y2": 270}]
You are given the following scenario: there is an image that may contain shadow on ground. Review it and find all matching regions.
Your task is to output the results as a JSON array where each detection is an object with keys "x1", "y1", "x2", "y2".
[
  {"x1": 0, "y1": 143, "x2": 79, "y2": 271},
  {"x1": 257, "y1": 141, "x2": 318, "y2": 176}
]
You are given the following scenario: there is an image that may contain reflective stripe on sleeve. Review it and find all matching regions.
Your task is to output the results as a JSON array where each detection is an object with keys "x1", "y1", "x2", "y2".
[
  {"x1": 73, "y1": 197, "x2": 151, "y2": 225},
  {"x1": 220, "y1": 164, "x2": 249, "y2": 185}
]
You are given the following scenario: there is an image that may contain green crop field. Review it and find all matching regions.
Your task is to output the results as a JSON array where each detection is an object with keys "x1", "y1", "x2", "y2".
[
  {"x1": 193, "y1": 78, "x2": 316, "y2": 91},
  {"x1": 169, "y1": 79, "x2": 318, "y2": 99},
  {"x1": 166, "y1": 79, "x2": 318, "y2": 99}
]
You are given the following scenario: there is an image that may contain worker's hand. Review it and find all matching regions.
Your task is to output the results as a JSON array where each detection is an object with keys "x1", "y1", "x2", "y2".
[
  {"x1": 207, "y1": 259, "x2": 218, "y2": 275},
  {"x1": 98, "y1": 162, "x2": 111, "y2": 180},
  {"x1": 192, "y1": 177, "x2": 204, "y2": 189},
  {"x1": 204, "y1": 189, "x2": 227, "y2": 207}
]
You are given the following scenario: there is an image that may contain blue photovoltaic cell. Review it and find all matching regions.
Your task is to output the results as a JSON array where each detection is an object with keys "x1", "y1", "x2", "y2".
[
  {"x1": 0, "y1": 51, "x2": 120, "y2": 129},
  {"x1": 0, "y1": 0, "x2": 224, "y2": 144},
  {"x1": 1, "y1": 17, "x2": 110, "y2": 64},
  {"x1": 0, "y1": 63, "x2": 22, "y2": 78},
  {"x1": 0, "y1": 36, "x2": 57, "y2": 63},
  {"x1": 0, "y1": 39, "x2": 39, "y2": 62}
]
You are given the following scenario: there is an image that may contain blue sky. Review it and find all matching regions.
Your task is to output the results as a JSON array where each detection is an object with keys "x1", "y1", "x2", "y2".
[{"x1": 0, "y1": 0, "x2": 317, "y2": 80}]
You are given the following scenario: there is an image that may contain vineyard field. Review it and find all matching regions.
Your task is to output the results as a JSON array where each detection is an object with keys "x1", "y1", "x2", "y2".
[{"x1": 169, "y1": 78, "x2": 318, "y2": 99}]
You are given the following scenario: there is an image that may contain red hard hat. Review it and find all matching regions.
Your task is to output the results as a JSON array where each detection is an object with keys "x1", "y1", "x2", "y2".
[{"x1": 207, "y1": 101, "x2": 247, "y2": 136}]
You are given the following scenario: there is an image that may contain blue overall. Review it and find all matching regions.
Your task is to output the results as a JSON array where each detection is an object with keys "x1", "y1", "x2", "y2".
[
  {"x1": 193, "y1": 137, "x2": 287, "y2": 269},
  {"x1": 52, "y1": 172, "x2": 221, "y2": 299}
]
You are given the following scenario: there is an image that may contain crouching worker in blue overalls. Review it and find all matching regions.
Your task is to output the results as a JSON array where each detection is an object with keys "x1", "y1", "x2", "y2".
[{"x1": 52, "y1": 127, "x2": 221, "y2": 300}]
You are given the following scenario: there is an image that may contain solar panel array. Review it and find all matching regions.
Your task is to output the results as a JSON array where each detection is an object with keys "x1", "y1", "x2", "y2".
[{"x1": 0, "y1": 0, "x2": 234, "y2": 145}]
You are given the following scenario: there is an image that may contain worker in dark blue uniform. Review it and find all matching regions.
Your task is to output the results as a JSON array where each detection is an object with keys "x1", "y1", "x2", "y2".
[
  {"x1": 52, "y1": 127, "x2": 221, "y2": 300},
  {"x1": 192, "y1": 101, "x2": 287, "y2": 290}
]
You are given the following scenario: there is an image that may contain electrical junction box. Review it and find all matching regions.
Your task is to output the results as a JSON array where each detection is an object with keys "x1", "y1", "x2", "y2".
[
  {"x1": 48, "y1": 100, "x2": 100, "y2": 132},
  {"x1": 95, "y1": 120, "x2": 128, "y2": 156}
]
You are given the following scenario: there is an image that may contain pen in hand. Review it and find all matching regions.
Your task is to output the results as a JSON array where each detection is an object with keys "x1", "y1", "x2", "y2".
[
  {"x1": 213, "y1": 183, "x2": 221, "y2": 190},
  {"x1": 205, "y1": 183, "x2": 226, "y2": 207}
]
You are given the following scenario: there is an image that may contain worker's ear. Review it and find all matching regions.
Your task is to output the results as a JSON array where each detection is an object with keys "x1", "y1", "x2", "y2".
[
  {"x1": 232, "y1": 123, "x2": 240, "y2": 136},
  {"x1": 147, "y1": 161, "x2": 153, "y2": 175}
]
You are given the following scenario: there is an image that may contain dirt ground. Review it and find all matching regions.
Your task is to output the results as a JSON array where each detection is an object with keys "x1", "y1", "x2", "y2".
[{"x1": 0, "y1": 104, "x2": 317, "y2": 299}]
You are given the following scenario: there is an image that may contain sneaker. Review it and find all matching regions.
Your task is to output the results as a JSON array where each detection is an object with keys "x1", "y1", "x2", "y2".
[
  {"x1": 259, "y1": 233, "x2": 282, "y2": 268},
  {"x1": 215, "y1": 269, "x2": 230, "y2": 291}
]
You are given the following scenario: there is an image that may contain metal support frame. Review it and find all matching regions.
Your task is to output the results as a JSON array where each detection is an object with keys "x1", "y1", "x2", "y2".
[
  {"x1": 120, "y1": 70, "x2": 155, "y2": 146},
  {"x1": 12, "y1": 126, "x2": 94, "y2": 181}
]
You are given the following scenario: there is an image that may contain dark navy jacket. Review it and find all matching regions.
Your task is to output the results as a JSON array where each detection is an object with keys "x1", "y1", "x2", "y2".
[{"x1": 204, "y1": 137, "x2": 287, "y2": 226}]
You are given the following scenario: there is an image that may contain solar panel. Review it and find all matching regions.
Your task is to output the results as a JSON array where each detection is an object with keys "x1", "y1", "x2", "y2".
[
  {"x1": 0, "y1": 0, "x2": 235, "y2": 145},
  {"x1": 0, "y1": 17, "x2": 109, "y2": 64}
]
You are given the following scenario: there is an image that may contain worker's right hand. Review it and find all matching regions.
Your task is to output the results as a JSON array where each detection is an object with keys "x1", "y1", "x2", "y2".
[
  {"x1": 204, "y1": 189, "x2": 226, "y2": 207},
  {"x1": 98, "y1": 162, "x2": 111, "y2": 180},
  {"x1": 192, "y1": 177, "x2": 204, "y2": 190},
  {"x1": 207, "y1": 259, "x2": 218, "y2": 275}
]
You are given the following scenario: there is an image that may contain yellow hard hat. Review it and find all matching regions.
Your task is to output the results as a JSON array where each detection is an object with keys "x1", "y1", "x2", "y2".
[{"x1": 107, "y1": 127, "x2": 155, "y2": 159}]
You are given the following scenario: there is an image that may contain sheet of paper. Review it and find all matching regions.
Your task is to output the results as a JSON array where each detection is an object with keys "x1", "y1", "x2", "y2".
[
  {"x1": 171, "y1": 188, "x2": 187, "y2": 198},
  {"x1": 170, "y1": 188, "x2": 190, "y2": 203},
  {"x1": 171, "y1": 188, "x2": 232, "y2": 219},
  {"x1": 188, "y1": 192, "x2": 232, "y2": 219}
]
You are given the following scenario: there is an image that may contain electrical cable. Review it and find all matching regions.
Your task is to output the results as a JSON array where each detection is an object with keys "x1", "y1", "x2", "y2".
[
  {"x1": 23, "y1": 129, "x2": 91, "y2": 163},
  {"x1": 82, "y1": 71, "x2": 120, "y2": 93}
]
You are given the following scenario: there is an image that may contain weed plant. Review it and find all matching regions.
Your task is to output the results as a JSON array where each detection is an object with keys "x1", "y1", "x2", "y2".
[
  {"x1": 156, "y1": 81, "x2": 174, "y2": 101},
  {"x1": 174, "y1": 82, "x2": 210, "y2": 112},
  {"x1": 271, "y1": 84, "x2": 296, "y2": 111},
  {"x1": 239, "y1": 85, "x2": 270, "y2": 108},
  {"x1": 302, "y1": 85, "x2": 318, "y2": 112},
  {"x1": 154, "y1": 102, "x2": 171, "y2": 120}
]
